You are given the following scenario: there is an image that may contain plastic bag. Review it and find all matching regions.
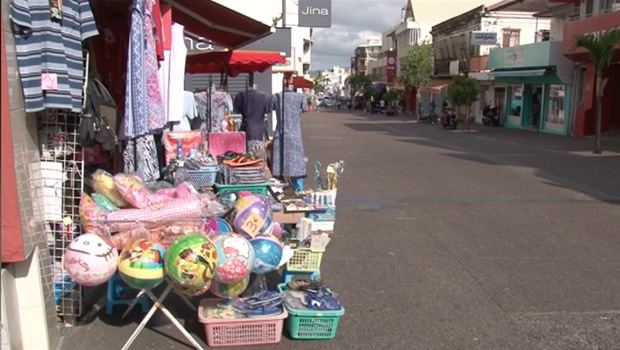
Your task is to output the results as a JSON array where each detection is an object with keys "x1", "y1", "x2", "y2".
[
  {"x1": 91, "y1": 193, "x2": 118, "y2": 212},
  {"x1": 114, "y1": 173, "x2": 151, "y2": 209},
  {"x1": 92, "y1": 170, "x2": 129, "y2": 207}
]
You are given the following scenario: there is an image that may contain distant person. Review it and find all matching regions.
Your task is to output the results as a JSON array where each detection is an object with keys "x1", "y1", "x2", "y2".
[{"x1": 379, "y1": 99, "x2": 386, "y2": 113}]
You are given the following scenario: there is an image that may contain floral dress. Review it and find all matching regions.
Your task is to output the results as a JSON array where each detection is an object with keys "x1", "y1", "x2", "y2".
[{"x1": 271, "y1": 91, "x2": 307, "y2": 177}]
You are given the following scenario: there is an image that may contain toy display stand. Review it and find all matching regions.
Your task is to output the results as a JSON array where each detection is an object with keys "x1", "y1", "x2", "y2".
[{"x1": 120, "y1": 282, "x2": 204, "y2": 350}]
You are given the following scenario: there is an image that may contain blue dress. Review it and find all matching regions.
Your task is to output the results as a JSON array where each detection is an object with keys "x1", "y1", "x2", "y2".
[{"x1": 271, "y1": 91, "x2": 308, "y2": 177}]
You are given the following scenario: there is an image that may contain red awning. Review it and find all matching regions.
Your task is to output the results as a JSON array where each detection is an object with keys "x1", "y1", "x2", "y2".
[
  {"x1": 163, "y1": 0, "x2": 275, "y2": 49},
  {"x1": 186, "y1": 50, "x2": 286, "y2": 75},
  {"x1": 291, "y1": 76, "x2": 314, "y2": 89}
]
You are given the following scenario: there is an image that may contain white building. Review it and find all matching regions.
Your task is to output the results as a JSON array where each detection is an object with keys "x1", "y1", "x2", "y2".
[
  {"x1": 321, "y1": 66, "x2": 351, "y2": 96},
  {"x1": 352, "y1": 37, "x2": 382, "y2": 76}
]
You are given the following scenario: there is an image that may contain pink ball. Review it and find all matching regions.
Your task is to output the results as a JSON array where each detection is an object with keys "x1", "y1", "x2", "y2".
[
  {"x1": 271, "y1": 222, "x2": 283, "y2": 239},
  {"x1": 64, "y1": 234, "x2": 118, "y2": 286}
]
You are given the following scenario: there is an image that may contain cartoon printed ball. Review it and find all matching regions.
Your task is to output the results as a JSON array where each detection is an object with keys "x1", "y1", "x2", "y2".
[
  {"x1": 210, "y1": 276, "x2": 250, "y2": 298},
  {"x1": 212, "y1": 233, "x2": 254, "y2": 283},
  {"x1": 249, "y1": 236, "x2": 283, "y2": 274},
  {"x1": 64, "y1": 234, "x2": 118, "y2": 286},
  {"x1": 176, "y1": 279, "x2": 212, "y2": 297},
  {"x1": 118, "y1": 239, "x2": 166, "y2": 290},
  {"x1": 233, "y1": 195, "x2": 272, "y2": 238},
  {"x1": 164, "y1": 234, "x2": 218, "y2": 289}
]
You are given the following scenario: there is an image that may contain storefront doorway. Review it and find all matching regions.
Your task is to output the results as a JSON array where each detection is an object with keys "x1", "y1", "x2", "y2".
[
  {"x1": 531, "y1": 85, "x2": 543, "y2": 128},
  {"x1": 495, "y1": 87, "x2": 506, "y2": 124}
]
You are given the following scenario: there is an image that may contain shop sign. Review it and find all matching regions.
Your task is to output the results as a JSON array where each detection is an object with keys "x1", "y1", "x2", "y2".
[
  {"x1": 298, "y1": 0, "x2": 332, "y2": 28},
  {"x1": 471, "y1": 31, "x2": 497, "y2": 46},
  {"x1": 184, "y1": 36, "x2": 226, "y2": 53},
  {"x1": 387, "y1": 51, "x2": 396, "y2": 82},
  {"x1": 562, "y1": 10, "x2": 620, "y2": 56},
  {"x1": 504, "y1": 47, "x2": 525, "y2": 67}
]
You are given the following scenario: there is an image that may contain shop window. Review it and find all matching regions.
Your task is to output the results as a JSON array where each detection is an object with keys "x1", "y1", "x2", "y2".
[
  {"x1": 586, "y1": 0, "x2": 594, "y2": 16},
  {"x1": 508, "y1": 85, "x2": 523, "y2": 117},
  {"x1": 547, "y1": 85, "x2": 566, "y2": 125},
  {"x1": 502, "y1": 29, "x2": 520, "y2": 48},
  {"x1": 539, "y1": 30, "x2": 550, "y2": 42}
]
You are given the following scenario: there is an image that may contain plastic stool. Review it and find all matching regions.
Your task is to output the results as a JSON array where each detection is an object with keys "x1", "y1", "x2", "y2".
[
  {"x1": 282, "y1": 269, "x2": 321, "y2": 284},
  {"x1": 106, "y1": 272, "x2": 150, "y2": 315}
]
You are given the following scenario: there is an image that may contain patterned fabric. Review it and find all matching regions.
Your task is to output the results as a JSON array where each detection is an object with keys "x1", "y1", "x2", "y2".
[
  {"x1": 247, "y1": 140, "x2": 266, "y2": 161},
  {"x1": 271, "y1": 91, "x2": 308, "y2": 177},
  {"x1": 143, "y1": 0, "x2": 165, "y2": 131},
  {"x1": 124, "y1": 0, "x2": 148, "y2": 138},
  {"x1": 210, "y1": 91, "x2": 234, "y2": 133},
  {"x1": 10, "y1": 0, "x2": 98, "y2": 112},
  {"x1": 123, "y1": 135, "x2": 160, "y2": 183}
]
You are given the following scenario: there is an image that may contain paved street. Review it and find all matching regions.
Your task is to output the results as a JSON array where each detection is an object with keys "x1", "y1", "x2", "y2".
[{"x1": 61, "y1": 110, "x2": 620, "y2": 350}]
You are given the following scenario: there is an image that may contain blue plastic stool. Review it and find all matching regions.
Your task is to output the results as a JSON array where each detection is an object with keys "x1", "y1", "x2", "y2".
[
  {"x1": 106, "y1": 272, "x2": 150, "y2": 315},
  {"x1": 282, "y1": 269, "x2": 321, "y2": 284}
]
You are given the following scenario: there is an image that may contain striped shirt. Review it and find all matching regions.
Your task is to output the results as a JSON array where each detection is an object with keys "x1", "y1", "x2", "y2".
[{"x1": 10, "y1": 0, "x2": 99, "y2": 113}]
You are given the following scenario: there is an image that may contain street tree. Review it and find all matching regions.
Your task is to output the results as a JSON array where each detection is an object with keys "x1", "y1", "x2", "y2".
[
  {"x1": 399, "y1": 40, "x2": 433, "y2": 118},
  {"x1": 574, "y1": 29, "x2": 620, "y2": 154},
  {"x1": 446, "y1": 75, "x2": 479, "y2": 131},
  {"x1": 345, "y1": 73, "x2": 372, "y2": 98}
]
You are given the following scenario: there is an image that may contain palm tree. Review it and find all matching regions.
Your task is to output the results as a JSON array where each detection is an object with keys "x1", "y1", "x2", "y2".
[{"x1": 574, "y1": 29, "x2": 620, "y2": 154}]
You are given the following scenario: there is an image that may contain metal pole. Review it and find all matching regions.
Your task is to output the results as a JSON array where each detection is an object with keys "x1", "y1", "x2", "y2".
[{"x1": 282, "y1": 0, "x2": 286, "y2": 27}]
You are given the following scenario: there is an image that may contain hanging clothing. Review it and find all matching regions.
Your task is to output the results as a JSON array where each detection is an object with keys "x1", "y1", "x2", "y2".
[
  {"x1": 144, "y1": 0, "x2": 165, "y2": 131},
  {"x1": 123, "y1": 135, "x2": 160, "y2": 183},
  {"x1": 234, "y1": 89, "x2": 271, "y2": 141},
  {"x1": 271, "y1": 91, "x2": 308, "y2": 178},
  {"x1": 210, "y1": 91, "x2": 234, "y2": 133},
  {"x1": 171, "y1": 91, "x2": 198, "y2": 131},
  {"x1": 10, "y1": 0, "x2": 99, "y2": 113},
  {"x1": 165, "y1": 23, "x2": 187, "y2": 124},
  {"x1": 124, "y1": 0, "x2": 148, "y2": 138}
]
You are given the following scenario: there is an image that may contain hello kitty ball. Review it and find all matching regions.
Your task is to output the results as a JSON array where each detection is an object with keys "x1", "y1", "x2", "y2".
[{"x1": 64, "y1": 234, "x2": 118, "y2": 286}]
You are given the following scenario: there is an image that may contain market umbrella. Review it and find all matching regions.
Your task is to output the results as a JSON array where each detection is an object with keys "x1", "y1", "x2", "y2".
[{"x1": 185, "y1": 50, "x2": 287, "y2": 76}]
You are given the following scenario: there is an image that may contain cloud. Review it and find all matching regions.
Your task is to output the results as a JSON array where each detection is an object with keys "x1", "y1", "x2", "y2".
[{"x1": 311, "y1": 0, "x2": 405, "y2": 70}]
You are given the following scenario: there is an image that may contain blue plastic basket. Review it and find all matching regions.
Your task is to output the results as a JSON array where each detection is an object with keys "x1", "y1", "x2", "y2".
[{"x1": 187, "y1": 164, "x2": 219, "y2": 187}]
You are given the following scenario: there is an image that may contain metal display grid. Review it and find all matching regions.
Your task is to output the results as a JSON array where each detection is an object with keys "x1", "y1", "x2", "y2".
[{"x1": 36, "y1": 109, "x2": 85, "y2": 319}]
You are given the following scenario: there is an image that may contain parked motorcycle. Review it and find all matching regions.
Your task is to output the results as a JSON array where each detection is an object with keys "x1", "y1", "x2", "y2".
[
  {"x1": 482, "y1": 104, "x2": 500, "y2": 126},
  {"x1": 441, "y1": 108, "x2": 458, "y2": 129}
]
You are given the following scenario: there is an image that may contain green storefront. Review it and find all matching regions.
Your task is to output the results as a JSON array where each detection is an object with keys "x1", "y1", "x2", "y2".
[{"x1": 488, "y1": 41, "x2": 575, "y2": 135}]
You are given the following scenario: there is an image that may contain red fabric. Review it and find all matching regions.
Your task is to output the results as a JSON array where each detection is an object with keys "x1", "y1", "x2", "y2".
[
  {"x1": 163, "y1": 0, "x2": 272, "y2": 49},
  {"x1": 161, "y1": 3, "x2": 172, "y2": 50},
  {"x1": 185, "y1": 50, "x2": 286, "y2": 75},
  {"x1": 153, "y1": 0, "x2": 165, "y2": 61},
  {"x1": 291, "y1": 76, "x2": 314, "y2": 89},
  {"x1": 208, "y1": 132, "x2": 246, "y2": 157},
  {"x1": 164, "y1": 131, "x2": 205, "y2": 165},
  {"x1": 1, "y1": 16, "x2": 26, "y2": 263}
]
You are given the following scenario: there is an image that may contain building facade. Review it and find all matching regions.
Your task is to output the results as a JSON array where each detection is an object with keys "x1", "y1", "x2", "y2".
[{"x1": 352, "y1": 38, "x2": 382, "y2": 76}]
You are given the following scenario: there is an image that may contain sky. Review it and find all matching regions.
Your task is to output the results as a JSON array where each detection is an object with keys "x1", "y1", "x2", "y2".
[{"x1": 310, "y1": 0, "x2": 405, "y2": 71}]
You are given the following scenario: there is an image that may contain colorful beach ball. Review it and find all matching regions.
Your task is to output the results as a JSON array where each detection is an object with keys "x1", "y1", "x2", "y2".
[
  {"x1": 233, "y1": 195, "x2": 272, "y2": 238},
  {"x1": 249, "y1": 236, "x2": 283, "y2": 273},
  {"x1": 210, "y1": 276, "x2": 250, "y2": 298},
  {"x1": 118, "y1": 239, "x2": 166, "y2": 290},
  {"x1": 205, "y1": 217, "x2": 234, "y2": 240},
  {"x1": 213, "y1": 233, "x2": 254, "y2": 283},
  {"x1": 164, "y1": 234, "x2": 218, "y2": 289},
  {"x1": 64, "y1": 234, "x2": 118, "y2": 286},
  {"x1": 176, "y1": 279, "x2": 212, "y2": 297}
]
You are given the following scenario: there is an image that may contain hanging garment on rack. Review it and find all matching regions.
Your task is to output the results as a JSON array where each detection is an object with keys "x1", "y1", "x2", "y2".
[
  {"x1": 10, "y1": 0, "x2": 99, "y2": 113},
  {"x1": 123, "y1": 135, "x2": 160, "y2": 183},
  {"x1": 164, "y1": 23, "x2": 187, "y2": 124},
  {"x1": 234, "y1": 89, "x2": 271, "y2": 141},
  {"x1": 210, "y1": 91, "x2": 234, "y2": 133},
  {"x1": 170, "y1": 91, "x2": 199, "y2": 131},
  {"x1": 143, "y1": 0, "x2": 165, "y2": 131},
  {"x1": 271, "y1": 91, "x2": 308, "y2": 178},
  {"x1": 123, "y1": 0, "x2": 148, "y2": 138}
]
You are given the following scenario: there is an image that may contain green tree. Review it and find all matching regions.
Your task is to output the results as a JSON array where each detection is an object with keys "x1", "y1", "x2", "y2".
[
  {"x1": 399, "y1": 40, "x2": 434, "y2": 118},
  {"x1": 345, "y1": 73, "x2": 373, "y2": 98},
  {"x1": 574, "y1": 29, "x2": 620, "y2": 154},
  {"x1": 446, "y1": 75, "x2": 479, "y2": 131},
  {"x1": 312, "y1": 71, "x2": 330, "y2": 94}
]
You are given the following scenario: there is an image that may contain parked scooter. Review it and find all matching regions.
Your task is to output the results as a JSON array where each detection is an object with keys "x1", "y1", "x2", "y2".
[
  {"x1": 441, "y1": 107, "x2": 458, "y2": 129},
  {"x1": 482, "y1": 104, "x2": 500, "y2": 126}
]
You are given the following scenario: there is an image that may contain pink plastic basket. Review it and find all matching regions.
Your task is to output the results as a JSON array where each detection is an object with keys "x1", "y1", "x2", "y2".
[{"x1": 198, "y1": 299, "x2": 288, "y2": 347}]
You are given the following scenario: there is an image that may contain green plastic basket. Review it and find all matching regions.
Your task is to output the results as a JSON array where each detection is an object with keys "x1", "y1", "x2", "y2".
[
  {"x1": 286, "y1": 248, "x2": 324, "y2": 272},
  {"x1": 277, "y1": 283, "x2": 345, "y2": 340},
  {"x1": 214, "y1": 182, "x2": 269, "y2": 205}
]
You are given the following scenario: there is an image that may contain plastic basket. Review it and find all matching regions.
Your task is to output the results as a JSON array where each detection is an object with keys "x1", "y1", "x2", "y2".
[
  {"x1": 286, "y1": 248, "x2": 324, "y2": 272},
  {"x1": 277, "y1": 283, "x2": 345, "y2": 340},
  {"x1": 214, "y1": 182, "x2": 269, "y2": 205},
  {"x1": 187, "y1": 164, "x2": 219, "y2": 187},
  {"x1": 198, "y1": 299, "x2": 288, "y2": 347}
]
